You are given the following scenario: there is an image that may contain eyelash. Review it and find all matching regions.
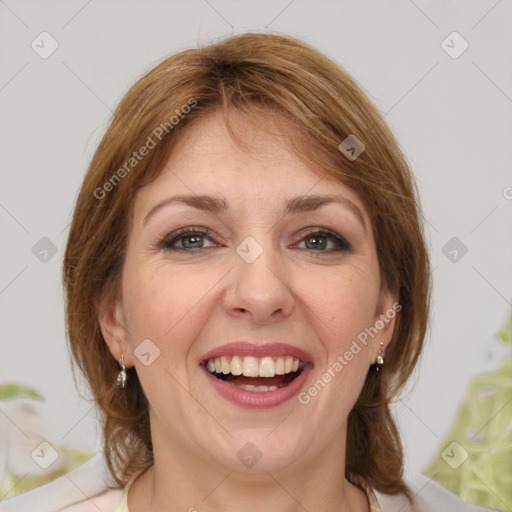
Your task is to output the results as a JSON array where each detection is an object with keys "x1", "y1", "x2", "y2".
[{"x1": 158, "y1": 226, "x2": 352, "y2": 254}]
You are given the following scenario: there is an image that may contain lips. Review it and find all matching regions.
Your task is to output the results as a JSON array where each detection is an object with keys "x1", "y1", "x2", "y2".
[
  {"x1": 200, "y1": 341, "x2": 314, "y2": 363},
  {"x1": 199, "y1": 341, "x2": 314, "y2": 408}
]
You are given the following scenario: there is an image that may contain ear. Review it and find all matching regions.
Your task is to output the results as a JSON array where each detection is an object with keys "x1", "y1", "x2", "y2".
[
  {"x1": 96, "y1": 293, "x2": 134, "y2": 368},
  {"x1": 372, "y1": 286, "x2": 400, "y2": 362}
]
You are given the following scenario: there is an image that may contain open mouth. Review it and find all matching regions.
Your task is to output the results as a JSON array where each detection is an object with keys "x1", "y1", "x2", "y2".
[{"x1": 202, "y1": 355, "x2": 308, "y2": 393}]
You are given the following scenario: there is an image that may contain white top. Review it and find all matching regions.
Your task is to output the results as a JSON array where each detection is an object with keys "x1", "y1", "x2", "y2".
[{"x1": 0, "y1": 453, "x2": 497, "y2": 512}]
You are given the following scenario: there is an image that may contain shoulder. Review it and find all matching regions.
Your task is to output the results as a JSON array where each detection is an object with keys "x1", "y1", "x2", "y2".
[
  {"x1": 0, "y1": 454, "x2": 126, "y2": 512},
  {"x1": 53, "y1": 488, "x2": 125, "y2": 512},
  {"x1": 374, "y1": 473, "x2": 499, "y2": 512}
]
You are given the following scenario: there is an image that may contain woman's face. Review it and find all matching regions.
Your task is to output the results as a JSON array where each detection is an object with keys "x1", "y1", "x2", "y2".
[{"x1": 101, "y1": 109, "x2": 397, "y2": 475}]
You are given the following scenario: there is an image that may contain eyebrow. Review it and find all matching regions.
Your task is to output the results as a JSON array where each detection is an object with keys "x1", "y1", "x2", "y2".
[{"x1": 143, "y1": 193, "x2": 367, "y2": 231}]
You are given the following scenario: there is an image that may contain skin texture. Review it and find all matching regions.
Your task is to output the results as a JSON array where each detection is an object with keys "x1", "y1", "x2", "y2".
[{"x1": 98, "y1": 109, "x2": 397, "y2": 512}]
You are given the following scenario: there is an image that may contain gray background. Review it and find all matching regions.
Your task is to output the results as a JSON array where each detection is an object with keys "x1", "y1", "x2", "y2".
[{"x1": 1, "y1": 0, "x2": 511, "y2": 483}]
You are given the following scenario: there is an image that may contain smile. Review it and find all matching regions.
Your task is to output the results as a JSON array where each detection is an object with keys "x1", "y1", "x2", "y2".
[
  {"x1": 204, "y1": 355, "x2": 307, "y2": 392},
  {"x1": 199, "y1": 341, "x2": 314, "y2": 408}
]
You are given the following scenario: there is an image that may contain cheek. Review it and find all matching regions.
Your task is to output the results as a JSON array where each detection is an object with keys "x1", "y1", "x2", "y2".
[
  {"x1": 122, "y1": 264, "x2": 215, "y2": 355},
  {"x1": 296, "y1": 270, "x2": 377, "y2": 420},
  {"x1": 299, "y1": 266, "x2": 379, "y2": 348}
]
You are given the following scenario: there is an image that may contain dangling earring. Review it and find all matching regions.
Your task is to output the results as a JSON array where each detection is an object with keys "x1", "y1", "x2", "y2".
[
  {"x1": 375, "y1": 341, "x2": 384, "y2": 371},
  {"x1": 116, "y1": 354, "x2": 127, "y2": 388}
]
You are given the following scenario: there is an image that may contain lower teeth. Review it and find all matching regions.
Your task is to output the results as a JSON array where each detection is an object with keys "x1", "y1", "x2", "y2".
[
  {"x1": 209, "y1": 367, "x2": 303, "y2": 393},
  {"x1": 224, "y1": 381, "x2": 287, "y2": 392}
]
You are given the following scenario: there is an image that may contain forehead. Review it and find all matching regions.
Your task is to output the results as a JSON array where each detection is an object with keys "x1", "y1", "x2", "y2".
[
  {"x1": 168, "y1": 108, "x2": 313, "y2": 176},
  {"x1": 133, "y1": 108, "x2": 368, "y2": 221}
]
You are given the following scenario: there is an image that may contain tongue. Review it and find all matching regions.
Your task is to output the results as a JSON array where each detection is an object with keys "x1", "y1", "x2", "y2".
[{"x1": 225, "y1": 374, "x2": 287, "y2": 387}]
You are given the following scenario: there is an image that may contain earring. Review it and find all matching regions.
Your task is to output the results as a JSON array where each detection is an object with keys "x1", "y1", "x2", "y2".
[
  {"x1": 375, "y1": 341, "x2": 384, "y2": 371},
  {"x1": 116, "y1": 355, "x2": 127, "y2": 388}
]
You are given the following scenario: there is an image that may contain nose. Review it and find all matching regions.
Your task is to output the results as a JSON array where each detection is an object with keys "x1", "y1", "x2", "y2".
[{"x1": 223, "y1": 238, "x2": 295, "y2": 324}]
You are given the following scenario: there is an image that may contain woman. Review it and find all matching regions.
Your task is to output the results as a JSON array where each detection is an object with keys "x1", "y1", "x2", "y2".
[{"x1": 58, "y1": 33, "x2": 493, "y2": 511}]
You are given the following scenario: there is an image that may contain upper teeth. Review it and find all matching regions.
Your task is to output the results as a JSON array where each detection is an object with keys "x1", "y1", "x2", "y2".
[{"x1": 206, "y1": 356, "x2": 302, "y2": 377}]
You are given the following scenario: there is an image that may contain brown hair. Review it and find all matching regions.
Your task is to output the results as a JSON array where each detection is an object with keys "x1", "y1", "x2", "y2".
[{"x1": 63, "y1": 32, "x2": 431, "y2": 496}]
